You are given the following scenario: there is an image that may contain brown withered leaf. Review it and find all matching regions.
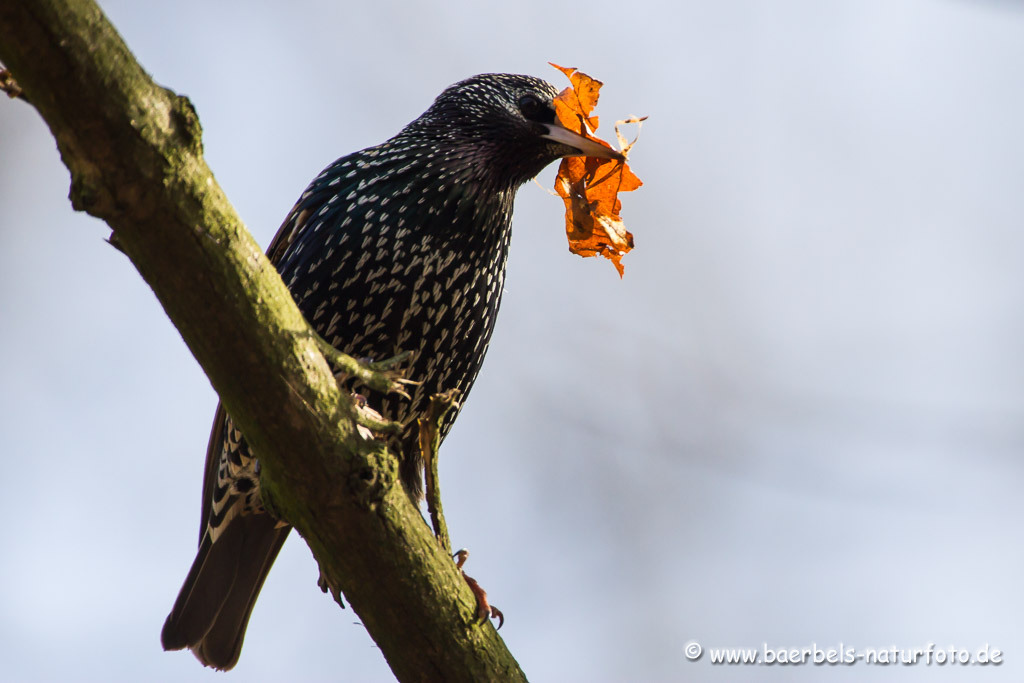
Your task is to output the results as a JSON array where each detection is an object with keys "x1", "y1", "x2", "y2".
[
  {"x1": 550, "y1": 62, "x2": 602, "y2": 132},
  {"x1": 549, "y1": 63, "x2": 644, "y2": 277}
]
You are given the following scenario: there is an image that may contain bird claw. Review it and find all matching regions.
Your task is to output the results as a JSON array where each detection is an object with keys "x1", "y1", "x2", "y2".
[
  {"x1": 317, "y1": 566, "x2": 345, "y2": 609},
  {"x1": 350, "y1": 394, "x2": 403, "y2": 437},
  {"x1": 359, "y1": 352, "x2": 422, "y2": 394},
  {"x1": 453, "y1": 549, "x2": 503, "y2": 629},
  {"x1": 463, "y1": 574, "x2": 504, "y2": 629},
  {"x1": 314, "y1": 334, "x2": 414, "y2": 398},
  {"x1": 0, "y1": 68, "x2": 26, "y2": 101}
]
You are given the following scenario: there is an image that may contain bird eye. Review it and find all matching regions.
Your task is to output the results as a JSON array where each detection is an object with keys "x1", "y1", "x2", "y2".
[{"x1": 518, "y1": 93, "x2": 553, "y2": 123}]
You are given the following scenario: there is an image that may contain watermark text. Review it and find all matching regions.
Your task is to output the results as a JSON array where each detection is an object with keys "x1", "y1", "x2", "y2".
[{"x1": 683, "y1": 641, "x2": 1003, "y2": 667}]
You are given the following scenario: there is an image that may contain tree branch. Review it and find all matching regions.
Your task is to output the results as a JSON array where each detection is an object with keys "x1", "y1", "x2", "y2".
[{"x1": 0, "y1": 1, "x2": 525, "y2": 680}]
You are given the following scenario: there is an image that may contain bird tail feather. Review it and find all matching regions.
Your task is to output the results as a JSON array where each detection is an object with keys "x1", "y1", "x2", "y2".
[{"x1": 161, "y1": 515, "x2": 290, "y2": 671}]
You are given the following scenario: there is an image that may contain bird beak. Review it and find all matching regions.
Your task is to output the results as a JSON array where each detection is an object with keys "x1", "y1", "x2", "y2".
[{"x1": 542, "y1": 122, "x2": 625, "y2": 162}]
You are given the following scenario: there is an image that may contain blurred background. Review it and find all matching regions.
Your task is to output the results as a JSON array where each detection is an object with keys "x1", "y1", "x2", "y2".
[{"x1": 2, "y1": 0, "x2": 1022, "y2": 681}]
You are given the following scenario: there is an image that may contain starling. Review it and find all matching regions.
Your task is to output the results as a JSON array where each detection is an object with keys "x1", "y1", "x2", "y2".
[{"x1": 161, "y1": 73, "x2": 622, "y2": 670}]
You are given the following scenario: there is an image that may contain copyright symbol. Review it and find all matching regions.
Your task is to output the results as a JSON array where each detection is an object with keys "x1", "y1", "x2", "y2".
[{"x1": 684, "y1": 641, "x2": 702, "y2": 661}]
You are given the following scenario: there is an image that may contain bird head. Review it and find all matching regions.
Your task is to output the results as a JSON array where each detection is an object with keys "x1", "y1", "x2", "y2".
[{"x1": 402, "y1": 73, "x2": 624, "y2": 190}]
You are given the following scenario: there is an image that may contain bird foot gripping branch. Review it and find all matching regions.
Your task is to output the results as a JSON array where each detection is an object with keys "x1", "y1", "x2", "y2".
[
  {"x1": 312, "y1": 332, "x2": 416, "y2": 399},
  {"x1": 455, "y1": 549, "x2": 504, "y2": 629},
  {"x1": 317, "y1": 564, "x2": 346, "y2": 609},
  {"x1": 311, "y1": 332, "x2": 420, "y2": 436}
]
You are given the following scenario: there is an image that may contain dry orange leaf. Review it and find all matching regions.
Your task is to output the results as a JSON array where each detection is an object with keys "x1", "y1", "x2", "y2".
[{"x1": 550, "y1": 63, "x2": 644, "y2": 277}]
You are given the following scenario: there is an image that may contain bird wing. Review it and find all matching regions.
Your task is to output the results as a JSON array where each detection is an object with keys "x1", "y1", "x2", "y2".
[
  {"x1": 198, "y1": 402, "x2": 228, "y2": 545},
  {"x1": 266, "y1": 201, "x2": 312, "y2": 268}
]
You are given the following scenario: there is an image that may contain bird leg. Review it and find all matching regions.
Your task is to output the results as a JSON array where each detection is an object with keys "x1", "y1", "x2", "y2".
[
  {"x1": 418, "y1": 390, "x2": 461, "y2": 556},
  {"x1": 418, "y1": 393, "x2": 502, "y2": 628}
]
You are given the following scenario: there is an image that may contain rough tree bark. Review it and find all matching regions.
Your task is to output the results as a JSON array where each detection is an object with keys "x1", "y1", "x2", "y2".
[{"x1": 0, "y1": 1, "x2": 526, "y2": 680}]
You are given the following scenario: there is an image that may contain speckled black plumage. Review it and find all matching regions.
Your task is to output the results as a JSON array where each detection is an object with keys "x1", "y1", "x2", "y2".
[{"x1": 162, "y1": 73, "x2": 619, "y2": 671}]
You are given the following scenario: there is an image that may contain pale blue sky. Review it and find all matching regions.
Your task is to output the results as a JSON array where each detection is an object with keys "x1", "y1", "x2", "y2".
[{"x1": 2, "y1": 1, "x2": 1023, "y2": 681}]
